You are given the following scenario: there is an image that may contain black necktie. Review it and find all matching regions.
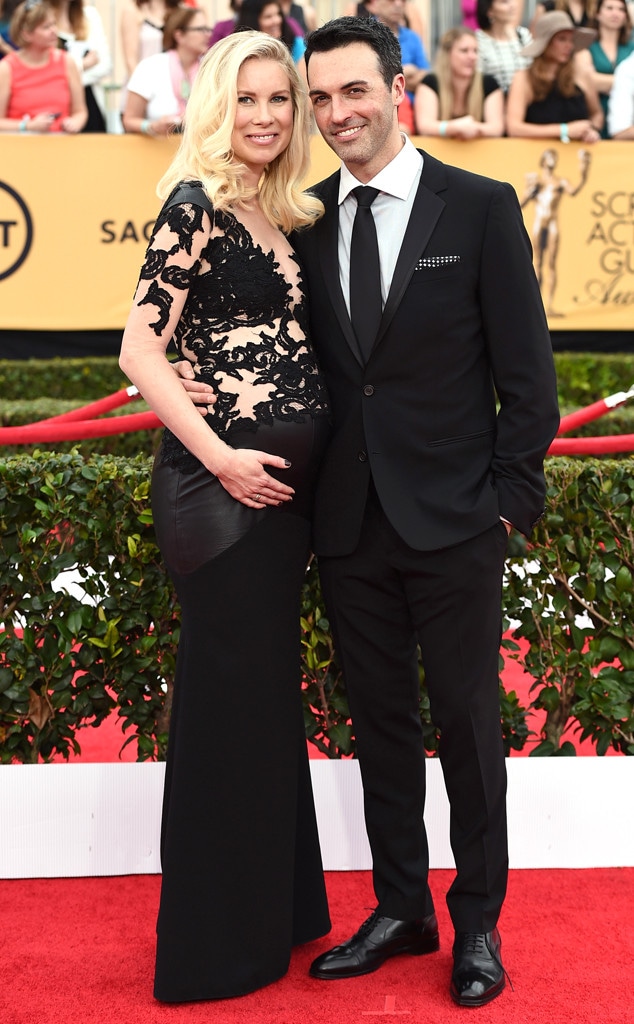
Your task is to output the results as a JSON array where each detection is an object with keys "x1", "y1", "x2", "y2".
[{"x1": 349, "y1": 186, "x2": 381, "y2": 363}]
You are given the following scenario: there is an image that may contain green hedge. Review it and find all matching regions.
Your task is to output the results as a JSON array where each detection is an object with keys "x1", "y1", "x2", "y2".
[
  {"x1": 1, "y1": 452, "x2": 632, "y2": 763},
  {"x1": 0, "y1": 358, "x2": 128, "y2": 401},
  {"x1": 1, "y1": 350, "x2": 634, "y2": 406},
  {"x1": 0, "y1": 453, "x2": 176, "y2": 763},
  {"x1": 1, "y1": 352, "x2": 633, "y2": 762},
  {"x1": 504, "y1": 458, "x2": 634, "y2": 757},
  {"x1": 553, "y1": 352, "x2": 634, "y2": 407}
]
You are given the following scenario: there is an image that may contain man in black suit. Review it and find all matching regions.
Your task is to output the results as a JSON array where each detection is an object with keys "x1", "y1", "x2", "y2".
[{"x1": 290, "y1": 17, "x2": 559, "y2": 1007}]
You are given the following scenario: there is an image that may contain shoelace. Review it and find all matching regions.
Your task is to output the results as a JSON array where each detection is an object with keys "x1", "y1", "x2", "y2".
[
  {"x1": 456, "y1": 933, "x2": 514, "y2": 992},
  {"x1": 458, "y1": 933, "x2": 488, "y2": 956},
  {"x1": 354, "y1": 909, "x2": 381, "y2": 940}
]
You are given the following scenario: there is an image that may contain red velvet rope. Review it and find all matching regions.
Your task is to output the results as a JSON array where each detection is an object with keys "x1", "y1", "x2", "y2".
[
  {"x1": 550, "y1": 387, "x2": 634, "y2": 453},
  {"x1": 548, "y1": 434, "x2": 634, "y2": 455},
  {"x1": 1, "y1": 388, "x2": 633, "y2": 453},
  {"x1": 557, "y1": 399, "x2": 617, "y2": 435},
  {"x1": 36, "y1": 388, "x2": 139, "y2": 424},
  {"x1": 0, "y1": 411, "x2": 161, "y2": 444},
  {"x1": 0, "y1": 386, "x2": 161, "y2": 443}
]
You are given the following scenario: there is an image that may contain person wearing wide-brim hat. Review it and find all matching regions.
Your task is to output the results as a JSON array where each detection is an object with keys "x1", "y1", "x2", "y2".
[
  {"x1": 506, "y1": 9, "x2": 603, "y2": 141},
  {"x1": 522, "y1": 9, "x2": 597, "y2": 57}
]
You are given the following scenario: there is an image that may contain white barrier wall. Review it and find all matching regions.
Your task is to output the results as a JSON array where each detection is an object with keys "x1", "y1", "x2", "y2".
[{"x1": 1, "y1": 758, "x2": 632, "y2": 878}]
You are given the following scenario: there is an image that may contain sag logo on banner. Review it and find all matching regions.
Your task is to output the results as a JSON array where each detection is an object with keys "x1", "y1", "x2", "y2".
[{"x1": 0, "y1": 181, "x2": 33, "y2": 282}]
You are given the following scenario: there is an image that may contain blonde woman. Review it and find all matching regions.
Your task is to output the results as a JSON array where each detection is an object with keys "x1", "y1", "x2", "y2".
[
  {"x1": 120, "y1": 31, "x2": 331, "y2": 1003},
  {"x1": 415, "y1": 27, "x2": 504, "y2": 137}
]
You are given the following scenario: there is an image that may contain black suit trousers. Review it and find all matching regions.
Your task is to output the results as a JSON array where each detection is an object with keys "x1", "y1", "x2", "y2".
[{"x1": 318, "y1": 487, "x2": 509, "y2": 933}]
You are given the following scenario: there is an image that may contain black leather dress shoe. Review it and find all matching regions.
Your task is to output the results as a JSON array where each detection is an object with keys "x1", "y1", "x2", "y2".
[
  {"x1": 309, "y1": 910, "x2": 439, "y2": 979},
  {"x1": 450, "y1": 929, "x2": 505, "y2": 1007}
]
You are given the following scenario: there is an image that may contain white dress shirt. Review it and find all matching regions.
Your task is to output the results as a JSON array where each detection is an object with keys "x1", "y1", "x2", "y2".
[
  {"x1": 337, "y1": 135, "x2": 423, "y2": 316},
  {"x1": 608, "y1": 51, "x2": 634, "y2": 138}
]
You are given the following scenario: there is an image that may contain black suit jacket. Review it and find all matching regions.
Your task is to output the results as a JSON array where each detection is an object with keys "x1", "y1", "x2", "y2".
[{"x1": 292, "y1": 150, "x2": 560, "y2": 556}]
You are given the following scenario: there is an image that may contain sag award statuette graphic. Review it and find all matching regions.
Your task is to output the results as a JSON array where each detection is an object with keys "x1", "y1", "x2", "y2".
[
  {"x1": 0, "y1": 181, "x2": 33, "y2": 282},
  {"x1": 520, "y1": 148, "x2": 591, "y2": 320}
]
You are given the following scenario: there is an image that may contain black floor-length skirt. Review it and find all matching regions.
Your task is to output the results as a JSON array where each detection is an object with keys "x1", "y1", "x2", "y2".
[{"x1": 150, "y1": 418, "x2": 331, "y2": 1002}]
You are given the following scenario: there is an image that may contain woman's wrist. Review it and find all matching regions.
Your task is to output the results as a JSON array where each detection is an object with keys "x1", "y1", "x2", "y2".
[
  {"x1": 559, "y1": 122, "x2": 570, "y2": 143},
  {"x1": 439, "y1": 120, "x2": 448, "y2": 137},
  {"x1": 140, "y1": 118, "x2": 155, "y2": 136},
  {"x1": 205, "y1": 441, "x2": 233, "y2": 478}
]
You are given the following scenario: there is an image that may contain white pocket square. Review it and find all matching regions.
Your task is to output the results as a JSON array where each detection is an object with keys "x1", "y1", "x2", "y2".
[{"x1": 416, "y1": 255, "x2": 461, "y2": 269}]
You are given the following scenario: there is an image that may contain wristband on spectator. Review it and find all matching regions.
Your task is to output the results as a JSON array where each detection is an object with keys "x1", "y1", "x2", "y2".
[
  {"x1": 19, "y1": 115, "x2": 30, "y2": 132},
  {"x1": 439, "y1": 121, "x2": 447, "y2": 137},
  {"x1": 560, "y1": 122, "x2": 570, "y2": 143},
  {"x1": 140, "y1": 118, "x2": 153, "y2": 136}
]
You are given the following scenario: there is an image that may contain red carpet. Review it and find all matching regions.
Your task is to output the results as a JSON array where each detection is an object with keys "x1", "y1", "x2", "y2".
[
  {"x1": 1, "y1": 867, "x2": 632, "y2": 1024},
  {"x1": 15, "y1": 641, "x2": 626, "y2": 1022}
]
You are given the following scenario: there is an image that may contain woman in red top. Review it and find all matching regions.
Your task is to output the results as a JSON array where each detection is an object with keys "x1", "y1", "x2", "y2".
[{"x1": 0, "y1": 0, "x2": 86, "y2": 132}]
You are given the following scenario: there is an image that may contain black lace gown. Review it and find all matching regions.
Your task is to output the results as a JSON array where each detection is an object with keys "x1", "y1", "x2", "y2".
[{"x1": 135, "y1": 182, "x2": 331, "y2": 1002}]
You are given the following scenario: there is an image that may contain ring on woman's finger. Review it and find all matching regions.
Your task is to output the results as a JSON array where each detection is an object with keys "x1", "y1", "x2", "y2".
[{"x1": 254, "y1": 493, "x2": 262, "y2": 502}]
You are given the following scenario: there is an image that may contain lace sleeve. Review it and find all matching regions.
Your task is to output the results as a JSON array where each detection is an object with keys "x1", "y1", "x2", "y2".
[{"x1": 130, "y1": 198, "x2": 214, "y2": 342}]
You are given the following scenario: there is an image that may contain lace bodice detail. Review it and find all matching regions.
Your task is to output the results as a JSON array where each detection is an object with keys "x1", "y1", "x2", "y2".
[{"x1": 134, "y1": 182, "x2": 329, "y2": 470}]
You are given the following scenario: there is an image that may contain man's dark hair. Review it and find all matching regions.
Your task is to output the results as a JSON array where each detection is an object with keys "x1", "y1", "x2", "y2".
[{"x1": 304, "y1": 17, "x2": 403, "y2": 89}]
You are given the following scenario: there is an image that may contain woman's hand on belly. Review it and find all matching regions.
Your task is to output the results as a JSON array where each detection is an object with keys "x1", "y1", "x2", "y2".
[{"x1": 215, "y1": 448, "x2": 295, "y2": 508}]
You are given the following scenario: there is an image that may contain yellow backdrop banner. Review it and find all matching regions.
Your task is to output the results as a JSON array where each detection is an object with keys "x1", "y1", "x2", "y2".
[{"x1": 1, "y1": 135, "x2": 632, "y2": 332}]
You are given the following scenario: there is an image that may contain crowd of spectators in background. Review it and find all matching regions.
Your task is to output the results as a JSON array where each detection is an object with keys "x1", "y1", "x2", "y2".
[{"x1": 1, "y1": 0, "x2": 633, "y2": 136}]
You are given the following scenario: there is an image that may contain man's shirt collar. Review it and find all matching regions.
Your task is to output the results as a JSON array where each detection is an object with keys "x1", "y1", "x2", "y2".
[{"x1": 338, "y1": 135, "x2": 423, "y2": 205}]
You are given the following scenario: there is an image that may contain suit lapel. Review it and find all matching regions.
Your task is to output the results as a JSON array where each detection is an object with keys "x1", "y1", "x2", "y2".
[
  {"x1": 315, "y1": 173, "x2": 365, "y2": 366},
  {"x1": 312, "y1": 152, "x2": 448, "y2": 366},
  {"x1": 374, "y1": 151, "x2": 447, "y2": 352}
]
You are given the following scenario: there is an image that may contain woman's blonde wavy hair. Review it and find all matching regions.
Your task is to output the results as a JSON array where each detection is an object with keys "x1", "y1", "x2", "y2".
[
  {"x1": 434, "y1": 28, "x2": 484, "y2": 121},
  {"x1": 158, "y1": 31, "x2": 323, "y2": 234}
]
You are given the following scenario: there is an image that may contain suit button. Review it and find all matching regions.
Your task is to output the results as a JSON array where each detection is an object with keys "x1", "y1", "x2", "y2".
[
  {"x1": 358, "y1": 451, "x2": 367, "y2": 462},
  {"x1": 363, "y1": 385, "x2": 374, "y2": 396}
]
